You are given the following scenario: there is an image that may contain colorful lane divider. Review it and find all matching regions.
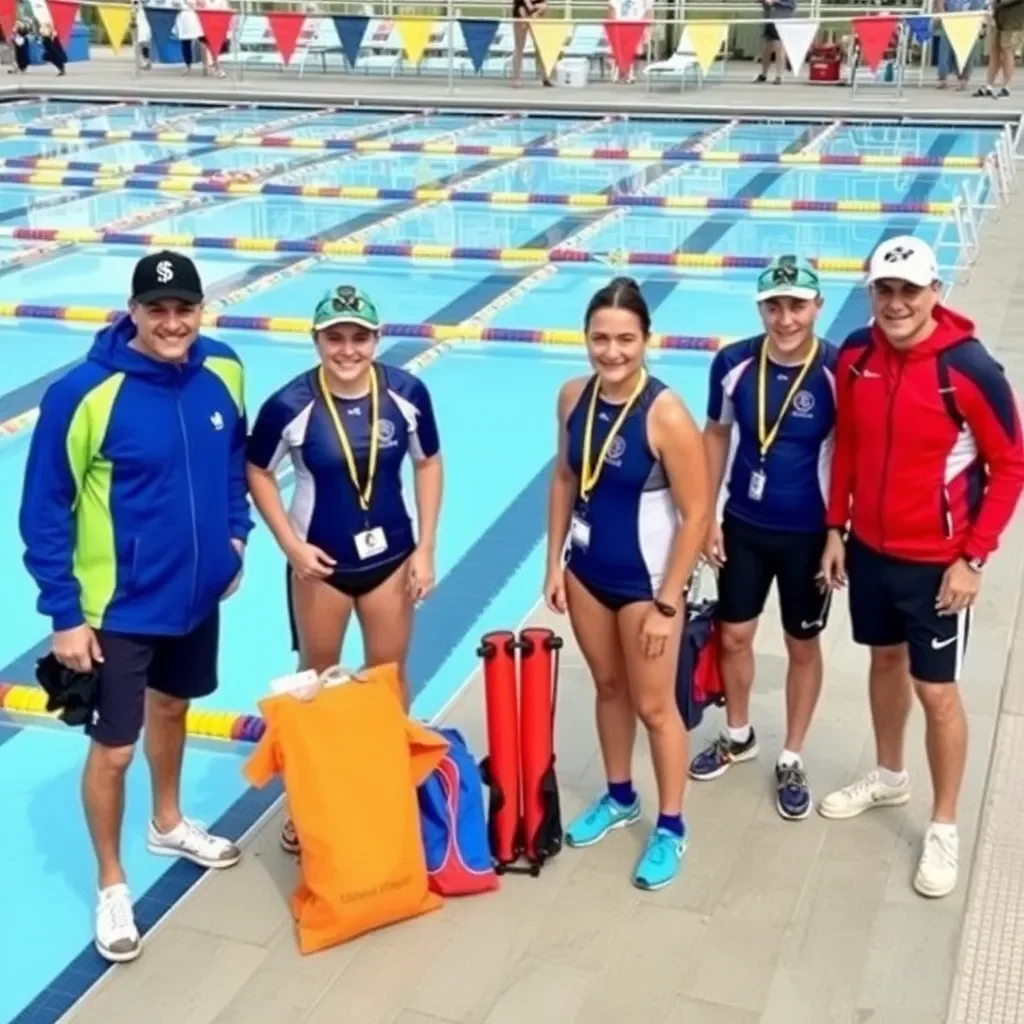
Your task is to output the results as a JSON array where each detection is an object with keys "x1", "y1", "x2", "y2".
[
  {"x1": 0, "y1": 682, "x2": 266, "y2": 744},
  {"x1": 0, "y1": 125, "x2": 987, "y2": 168},
  {"x1": 0, "y1": 303, "x2": 732, "y2": 351},
  {"x1": 0, "y1": 227, "x2": 872, "y2": 273},
  {"x1": 0, "y1": 172, "x2": 955, "y2": 216}
]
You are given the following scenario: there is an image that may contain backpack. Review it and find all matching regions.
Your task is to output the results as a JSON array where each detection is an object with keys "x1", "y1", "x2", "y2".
[
  {"x1": 675, "y1": 572, "x2": 726, "y2": 731},
  {"x1": 418, "y1": 728, "x2": 500, "y2": 897}
]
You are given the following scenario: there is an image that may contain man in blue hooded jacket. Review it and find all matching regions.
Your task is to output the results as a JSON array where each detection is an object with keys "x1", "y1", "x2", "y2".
[{"x1": 20, "y1": 251, "x2": 254, "y2": 963}]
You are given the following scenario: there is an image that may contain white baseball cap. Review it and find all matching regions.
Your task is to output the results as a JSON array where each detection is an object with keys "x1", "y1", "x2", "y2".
[{"x1": 867, "y1": 236, "x2": 940, "y2": 287}]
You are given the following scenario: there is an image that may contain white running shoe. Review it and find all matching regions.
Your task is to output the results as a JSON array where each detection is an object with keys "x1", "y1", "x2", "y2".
[
  {"x1": 147, "y1": 817, "x2": 241, "y2": 869},
  {"x1": 95, "y1": 883, "x2": 141, "y2": 963},
  {"x1": 817, "y1": 770, "x2": 911, "y2": 820},
  {"x1": 914, "y1": 824, "x2": 959, "y2": 898}
]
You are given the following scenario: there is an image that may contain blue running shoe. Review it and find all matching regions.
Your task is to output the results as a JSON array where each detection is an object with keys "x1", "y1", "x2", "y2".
[
  {"x1": 565, "y1": 793, "x2": 641, "y2": 848},
  {"x1": 688, "y1": 730, "x2": 759, "y2": 780},
  {"x1": 632, "y1": 826, "x2": 688, "y2": 891},
  {"x1": 775, "y1": 762, "x2": 811, "y2": 820}
]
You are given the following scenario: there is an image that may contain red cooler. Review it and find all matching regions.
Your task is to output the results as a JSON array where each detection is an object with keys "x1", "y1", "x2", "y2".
[{"x1": 808, "y1": 43, "x2": 842, "y2": 82}]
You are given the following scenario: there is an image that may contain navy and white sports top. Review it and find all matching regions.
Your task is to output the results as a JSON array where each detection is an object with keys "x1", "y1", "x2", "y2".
[
  {"x1": 564, "y1": 374, "x2": 679, "y2": 600},
  {"x1": 247, "y1": 363, "x2": 440, "y2": 572},
  {"x1": 707, "y1": 335, "x2": 837, "y2": 533}
]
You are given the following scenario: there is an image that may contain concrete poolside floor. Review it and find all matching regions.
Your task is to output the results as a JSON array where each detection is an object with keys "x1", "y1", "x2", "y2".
[{"x1": 2, "y1": 59, "x2": 1023, "y2": 1024}]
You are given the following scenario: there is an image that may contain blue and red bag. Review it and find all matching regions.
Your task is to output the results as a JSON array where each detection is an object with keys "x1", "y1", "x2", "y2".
[
  {"x1": 418, "y1": 727, "x2": 500, "y2": 897},
  {"x1": 676, "y1": 569, "x2": 725, "y2": 731}
]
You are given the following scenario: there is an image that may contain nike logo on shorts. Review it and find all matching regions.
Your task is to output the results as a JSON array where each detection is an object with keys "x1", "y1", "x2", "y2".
[{"x1": 931, "y1": 635, "x2": 957, "y2": 650}]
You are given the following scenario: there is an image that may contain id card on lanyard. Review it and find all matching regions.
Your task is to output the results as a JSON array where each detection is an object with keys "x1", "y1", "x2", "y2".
[
  {"x1": 318, "y1": 364, "x2": 388, "y2": 559},
  {"x1": 571, "y1": 369, "x2": 648, "y2": 550},
  {"x1": 750, "y1": 337, "x2": 818, "y2": 502}
]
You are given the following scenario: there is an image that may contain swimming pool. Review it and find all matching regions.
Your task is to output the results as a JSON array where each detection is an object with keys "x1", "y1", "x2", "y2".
[{"x1": 0, "y1": 98, "x2": 1005, "y2": 1024}]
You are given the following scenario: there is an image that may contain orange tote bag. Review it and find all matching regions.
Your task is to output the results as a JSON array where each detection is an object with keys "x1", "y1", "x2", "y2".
[{"x1": 244, "y1": 663, "x2": 448, "y2": 953}]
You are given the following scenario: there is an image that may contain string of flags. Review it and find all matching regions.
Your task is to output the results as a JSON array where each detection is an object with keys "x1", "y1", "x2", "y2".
[{"x1": 0, "y1": 1, "x2": 992, "y2": 81}]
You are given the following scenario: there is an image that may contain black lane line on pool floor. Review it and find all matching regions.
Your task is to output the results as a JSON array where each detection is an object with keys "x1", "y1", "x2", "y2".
[{"x1": 824, "y1": 132, "x2": 960, "y2": 343}]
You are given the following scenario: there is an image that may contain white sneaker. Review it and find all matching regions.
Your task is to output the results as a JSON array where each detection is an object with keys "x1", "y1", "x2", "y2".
[
  {"x1": 147, "y1": 817, "x2": 241, "y2": 869},
  {"x1": 817, "y1": 770, "x2": 911, "y2": 820},
  {"x1": 95, "y1": 883, "x2": 141, "y2": 963},
  {"x1": 914, "y1": 824, "x2": 959, "y2": 898}
]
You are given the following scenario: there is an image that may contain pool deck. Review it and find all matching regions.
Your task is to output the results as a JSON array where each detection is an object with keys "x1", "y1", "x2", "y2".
[{"x1": 3, "y1": 64, "x2": 1024, "y2": 1024}]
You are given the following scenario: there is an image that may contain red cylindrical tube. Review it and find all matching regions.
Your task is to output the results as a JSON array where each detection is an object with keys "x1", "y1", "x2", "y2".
[
  {"x1": 518, "y1": 626, "x2": 557, "y2": 863},
  {"x1": 478, "y1": 630, "x2": 521, "y2": 866}
]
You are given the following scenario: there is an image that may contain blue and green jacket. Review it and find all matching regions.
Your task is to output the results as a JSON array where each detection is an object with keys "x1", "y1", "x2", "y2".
[{"x1": 19, "y1": 314, "x2": 254, "y2": 636}]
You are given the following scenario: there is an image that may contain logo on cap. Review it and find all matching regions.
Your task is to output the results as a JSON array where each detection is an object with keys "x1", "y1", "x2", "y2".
[
  {"x1": 883, "y1": 246, "x2": 915, "y2": 263},
  {"x1": 156, "y1": 260, "x2": 175, "y2": 284}
]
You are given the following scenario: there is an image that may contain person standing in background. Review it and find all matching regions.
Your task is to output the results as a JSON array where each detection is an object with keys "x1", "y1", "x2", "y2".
[
  {"x1": 975, "y1": 0, "x2": 1023, "y2": 97},
  {"x1": 757, "y1": 0, "x2": 797, "y2": 84},
  {"x1": 936, "y1": 0, "x2": 986, "y2": 90}
]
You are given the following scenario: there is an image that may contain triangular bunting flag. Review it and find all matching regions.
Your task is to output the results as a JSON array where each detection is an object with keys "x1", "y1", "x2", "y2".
[
  {"x1": 0, "y1": 0, "x2": 16, "y2": 40},
  {"x1": 530, "y1": 20, "x2": 568, "y2": 79},
  {"x1": 143, "y1": 7, "x2": 179, "y2": 54},
  {"x1": 684, "y1": 21, "x2": 726, "y2": 74},
  {"x1": 906, "y1": 15, "x2": 931, "y2": 45},
  {"x1": 459, "y1": 18, "x2": 499, "y2": 74},
  {"x1": 775, "y1": 18, "x2": 819, "y2": 78},
  {"x1": 97, "y1": 2, "x2": 132, "y2": 52},
  {"x1": 332, "y1": 15, "x2": 368, "y2": 68},
  {"x1": 603, "y1": 19, "x2": 647, "y2": 78},
  {"x1": 197, "y1": 7, "x2": 232, "y2": 56},
  {"x1": 941, "y1": 13, "x2": 984, "y2": 75},
  {"x1": 266, "y1": 11, "x2": 305, "y2": 65},
  {"x1": 45, "y1": 0, "x2": 79, "y2": 42},
  {"x1": 395, "y1": 18, "x2": 433, "y2": 64},
  {"x1": 851, "y1": 16, "x2": 898, "y2": 72}
]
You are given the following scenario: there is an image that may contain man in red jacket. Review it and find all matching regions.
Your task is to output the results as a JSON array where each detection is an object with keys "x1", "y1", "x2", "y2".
[{"x1": 819, "y1": 235, "x2": 1024, "y2": 899}]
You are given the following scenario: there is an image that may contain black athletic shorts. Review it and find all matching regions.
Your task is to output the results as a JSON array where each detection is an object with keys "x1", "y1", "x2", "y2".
[
  {"x1": 285, "y1": 551, "x2": 413, "y2": 652},
  {"x1": 716, "y1": 513, "x2": 831, "y2": 640},
  {"x1": 87, "y1": 609, "x2": 220, "y2": 748},
  {"x1": 847, "y1": 534, "x2": 971, "y2": 684}
]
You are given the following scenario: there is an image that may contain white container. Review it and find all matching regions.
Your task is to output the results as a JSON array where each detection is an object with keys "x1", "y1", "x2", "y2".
[{"x1": 557, "y1": 57, "x2": 589, "y2": 88}]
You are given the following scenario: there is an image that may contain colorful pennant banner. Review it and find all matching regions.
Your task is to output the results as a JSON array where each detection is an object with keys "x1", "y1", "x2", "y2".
[
  {"x1": 196, "y1": 7, "x2": 233, "y2": 56},
  {"x1": 395, "y1": 17, "x2": 433, "y2": 64},
  {"x1": 460, "y1": 17, "x2": 500, "y2": 73},
  {"x1": 604, "y1": 19, "x2": 647, "y2": 77},
  {"x1": 685, "y1": 21, "x2": 727, "y2": 74},
  {"x1": 143, "y1": 6, "x2": 178, "y2": 53},
  {"x1": 852, "y1": 15, "x2": 898, "y2": 72},
  {"x1": 776, "y1": 18, "x2": 819, "y2": 78},
  {"x1": 530, "y1": 20, "x2": 567, "y2": 79},
  {"x1": 45, "y1": 0, "x2": 78, "y2": 41},
  {"x1": 941, "y1": 13, "x2": 984, "y2": 75},
  {"x1": 0, "y1": 0, "x2": 15, "y2": 39},
  {"x1": 96, "y1": 2, "x2": 132, "y2": 53},
  {"x1": 266, "y1": 11, "x2": 306, "y2": 65},
  {"x1": 332, "y1": 15, "x2": 369, "y2": 68},
  {"x1": 906, "y1": 15, "x2": 932, "y2": 44}
]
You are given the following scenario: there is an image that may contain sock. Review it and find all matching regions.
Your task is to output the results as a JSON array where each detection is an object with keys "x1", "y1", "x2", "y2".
[
  {"x1": 778, "y1": 749, "x2": 802, "y2": 769},
  {"x1": 929, "y1": 821, "x2": 958, "y2": 842},
  {"x1": 608, "y1": 780, "x2": 636, "y2": 807},
  {"x1": 656, "y1": 813, "x2": 684, "y2": 838},
  {"x1": 878, "y1": 766, "x2": 909, "y2": 788},
  {"x1": 728, "y1": 723, "x2": 752, "y2": 745}
]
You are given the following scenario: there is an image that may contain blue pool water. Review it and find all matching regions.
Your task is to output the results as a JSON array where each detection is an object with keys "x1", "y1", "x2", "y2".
[{"x1": 0, "y1": 98, "x2": 1004, "y2": 1024}]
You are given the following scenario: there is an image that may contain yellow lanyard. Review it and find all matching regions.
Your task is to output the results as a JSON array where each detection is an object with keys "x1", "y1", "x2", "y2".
[
  {"x1": 757, "y1": 337, "x2": 818, "y2": 460},
  {"x1": 317, "y1": 364, "x2": 379, "y2": 514},
  {"x1": 579, "y1": 368, "x2": 648, "y2": 503}
]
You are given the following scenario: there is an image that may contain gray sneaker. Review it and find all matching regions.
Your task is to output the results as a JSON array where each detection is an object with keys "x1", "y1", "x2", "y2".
[{"x1": 147, "y1": 817, "x2": 241, "y2": 869}]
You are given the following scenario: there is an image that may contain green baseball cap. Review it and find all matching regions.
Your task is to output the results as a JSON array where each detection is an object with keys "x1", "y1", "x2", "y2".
[
  {"x1": 755, "y1": 256, "x2": 821, "y2": 302},
  {"x1": 312, "y1": 284, "x2": 380, "y2": 332}
]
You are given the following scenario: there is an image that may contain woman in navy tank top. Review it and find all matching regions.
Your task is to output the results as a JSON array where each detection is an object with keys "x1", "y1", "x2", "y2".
[{"x1": 543, "y1": 277, "x2": 711, "y2": 891}]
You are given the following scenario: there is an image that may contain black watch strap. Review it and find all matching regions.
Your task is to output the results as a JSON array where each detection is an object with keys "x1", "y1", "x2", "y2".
[{"x1": 653, "y1": 599, "x2": 677, "y2": 618}]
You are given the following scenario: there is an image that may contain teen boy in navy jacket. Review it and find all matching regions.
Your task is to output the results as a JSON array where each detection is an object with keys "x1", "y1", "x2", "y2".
[{"x1": 20, "y1": 251, "x2": 253, "y2": 963}]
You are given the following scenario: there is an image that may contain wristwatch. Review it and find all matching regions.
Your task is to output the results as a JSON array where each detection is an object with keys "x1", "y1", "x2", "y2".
[
  {"x1": 963, "y1": 556, "x2": 985, "y2": 573},
  {"x1": 653, "y1": 599, "x2": 678, "y2": 618}
]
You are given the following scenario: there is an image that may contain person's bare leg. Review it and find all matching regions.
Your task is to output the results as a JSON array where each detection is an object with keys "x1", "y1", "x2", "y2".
[
  {"x1": 356, "y1": 560, "x2": 415, "y2": 711},
  {"x1": 83, "y1": 742, "x2": 134, "y2": 889},
  {"x1": 565, "y1": 571, "x2": 634, "y2": 784},
  {"x1": 145, "y1": 690, "x2": 189, "y2": 832},
  {"x1": 291, "y1": 574, "x2": 354, "y2": 674},
  {"x1": 782, "y1": 634, "x2": 823, "y2": 753},
  {"x1": 719, "y1": 619, "x2": 758, "y2": 729},
  {"x1": 511, "y1": 21, "x2": 525, "y2": 85},
  {"x1": 617, "y1": 601, "x2": 687, "y2": 815},
  {"x1": 915, "y1": 681, "x2": 968, "y2": 823},
  {"x1": 870, "y1": 644, "x2": 912, "y2": 771}
]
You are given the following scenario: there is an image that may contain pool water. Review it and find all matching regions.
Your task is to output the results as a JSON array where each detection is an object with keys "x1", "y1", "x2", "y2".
[{"x1": 0, "y1": 98, "x2": 1002, "y2": 1024}]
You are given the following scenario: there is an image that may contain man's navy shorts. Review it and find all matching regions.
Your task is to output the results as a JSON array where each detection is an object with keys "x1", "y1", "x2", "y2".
[
  {"x1": 86, "y1": 609, "x2": 220, "y2": 748},
  {"x1": 847, "y1": 534, "x2": 971, "y2": 684}
]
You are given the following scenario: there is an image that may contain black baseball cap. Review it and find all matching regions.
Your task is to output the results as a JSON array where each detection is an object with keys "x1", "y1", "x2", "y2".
[{"x1": 130, "y1": 251, "x2": 204, "y2": 306}]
